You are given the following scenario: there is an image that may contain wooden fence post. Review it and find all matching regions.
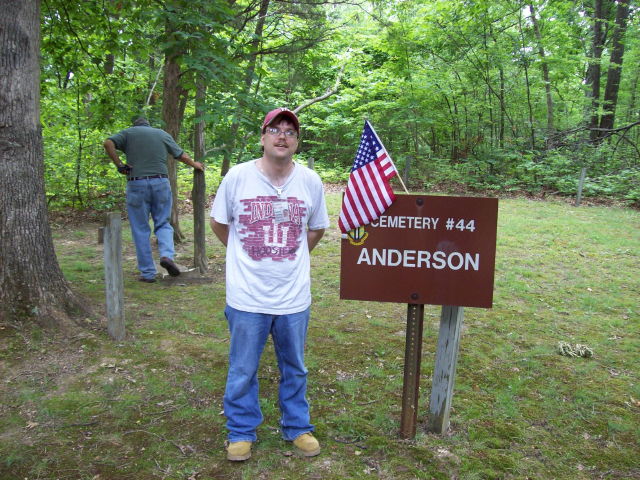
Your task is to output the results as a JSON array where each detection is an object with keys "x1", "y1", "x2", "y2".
[
  {"x1": 427, "y1": 305, "x2": 464, "y2": 434},
  {"x1": 575, "y1": 166, "x2": 587, "y2": 207},
  {"x1": 307, "y1": 157, "x2": 315, "y2": 170},
  {"x1": 103, "y1": 212, "x2": 125, "y2": 341}
]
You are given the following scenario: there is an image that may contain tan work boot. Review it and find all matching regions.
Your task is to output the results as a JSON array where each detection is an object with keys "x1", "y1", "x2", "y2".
[
  {"x1": 226, "y1": 441, "x2": 252, "y2": 461},
  {"x1": 293, "y1": 433, "x2": 320, "y2": 457}
]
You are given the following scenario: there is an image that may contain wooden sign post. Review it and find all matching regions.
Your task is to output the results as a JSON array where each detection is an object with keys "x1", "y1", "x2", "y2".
[
  {"x1": 340, "y1": 195, "x2": 498, "y2": 437},
  {"x1": 428, "y1": 305, "x2": 464, "y2": 434},
  {"x1": 400, "y1": 303, "x2": 424, "y2": 438},
  {"x1": 103, "y1": 212, "x2": 125, "y2": 341}
]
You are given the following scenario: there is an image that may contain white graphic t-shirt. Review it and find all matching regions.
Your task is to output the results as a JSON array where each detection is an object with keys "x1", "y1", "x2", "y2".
[{"x1": 210, "y1": 160, "x2": 330, "y2": 314}]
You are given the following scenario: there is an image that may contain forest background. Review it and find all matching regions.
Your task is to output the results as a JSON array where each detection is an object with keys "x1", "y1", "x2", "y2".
[
  {"x1": 1, "y1": 2, "x2": 638, "y2": 477},
  {"x1": 40, "y1": 0, "x2": 640, "y2": 212}
]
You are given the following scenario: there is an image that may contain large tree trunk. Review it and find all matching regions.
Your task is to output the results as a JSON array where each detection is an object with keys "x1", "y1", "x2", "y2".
[
  {"x1": 598, "y1": 0, "x2": 631, "y2": 135},
  {"x1": 160, "y1": 0, "x2": 189, "y2": 243},
  {"x1": 162, "y1": 49, "x2": 187, "y2": 243},
  {"x1": 0, "y1": 0, "x2": 86, "y2": 326}
]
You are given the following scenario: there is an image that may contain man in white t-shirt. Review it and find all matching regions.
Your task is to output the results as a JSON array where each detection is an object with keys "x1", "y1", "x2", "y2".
[{"x1": 210, "y1": 108, "x2": 329, "y2": 461}]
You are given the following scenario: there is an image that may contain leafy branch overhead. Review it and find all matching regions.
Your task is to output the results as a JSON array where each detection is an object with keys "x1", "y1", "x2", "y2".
[{"x1": 35, "y1": 0, "x2": 640, "y2": 210}]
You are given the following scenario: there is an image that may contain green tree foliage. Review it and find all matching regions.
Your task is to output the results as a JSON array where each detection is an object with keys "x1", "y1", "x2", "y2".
[{"x1": 40, "y1": 0, "x2": 640, "y2": 208}]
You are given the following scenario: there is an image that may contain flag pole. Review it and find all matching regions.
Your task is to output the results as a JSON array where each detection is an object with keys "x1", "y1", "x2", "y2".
[
  {"x1": 366, "y1": 120, "x2": 409, "y2": 194},
  {"x1": 393, "y1": 163, "x2": 410, "y2": 194}
]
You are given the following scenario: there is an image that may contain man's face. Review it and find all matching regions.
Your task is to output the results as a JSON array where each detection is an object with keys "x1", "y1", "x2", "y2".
[{"x1": 261, "y1": 118, "x2": 298, "y2": 161}]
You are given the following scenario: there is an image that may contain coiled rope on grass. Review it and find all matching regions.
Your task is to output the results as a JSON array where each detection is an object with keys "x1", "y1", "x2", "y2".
[{"x1": 557, "y1": 341, "x2": 593, "y2": 358}]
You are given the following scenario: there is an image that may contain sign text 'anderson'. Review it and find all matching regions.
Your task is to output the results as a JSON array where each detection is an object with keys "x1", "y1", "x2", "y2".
[{"x1": 340, "y1": 195, "x2": 498, "y2": 308}]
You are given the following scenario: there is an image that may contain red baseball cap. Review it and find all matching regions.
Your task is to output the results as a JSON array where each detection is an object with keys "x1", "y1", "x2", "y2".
[{"x1": 261, "y1": 108, "x2": 299, "y2": 134}]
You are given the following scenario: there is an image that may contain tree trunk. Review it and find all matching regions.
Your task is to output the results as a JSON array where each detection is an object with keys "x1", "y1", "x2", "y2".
[
  {"x1": 585, "y1": 0, "x2": 607, "y2": 142},
  {"x1": 74, "y1": 85, "x2": 85, "y2": 206},
  {"x1": 0, "y1": 0, "x2": 86, "y2": 327},
  {"x1": 518, "y1": 8, "x2": 536, "y2": 149},
  {"x1": 193, "y1": 78, "x2": 208, "y2": 273},
  {"x1": 162, "y1": 50, "x2": 187, "y2": 243},
  {"x1": 498, "y1": 66, "x2": 505, "y2": 149},
  {"x1": 483, "y1": 27, "x2": 495, "y2": 148},
  {"x1": 529, "y1": 3, "x2": 554, "y2": 137},
  {"x1": 624, "y1": 63, "x2": 639, "y2": 124},
  {"x1": 598, "y1": 0, "x2": 631, "y2": 134}
]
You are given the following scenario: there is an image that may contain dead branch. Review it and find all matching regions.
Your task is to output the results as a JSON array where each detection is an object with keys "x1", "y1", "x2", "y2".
[
  {"x1": 205, "y1": 64, "x2": 346, "y2": 156},
  {"x1": 546, "y1": 120, "x2": 640, "y2": 152},
  {"x1": 145, "y1": 61, "x2": 164, "y2": 107},
  {"x1": 293, "y1": 63, "x2": 346, "y2": 114}
]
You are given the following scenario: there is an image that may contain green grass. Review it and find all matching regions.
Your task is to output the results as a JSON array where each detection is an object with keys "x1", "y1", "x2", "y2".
[{"x1": 1, "y1": 194, "x2": 639, "y2": 479}]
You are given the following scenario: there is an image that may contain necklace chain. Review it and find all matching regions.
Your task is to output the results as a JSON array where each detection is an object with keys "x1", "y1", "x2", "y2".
[{"x1": 258, "y1": 159, "x2": 293, "y2": 187}]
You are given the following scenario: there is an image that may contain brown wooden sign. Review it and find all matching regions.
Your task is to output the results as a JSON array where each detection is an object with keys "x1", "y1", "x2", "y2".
[{"x1": 340, "y1": 194, "x2": 498, "y2": 308}]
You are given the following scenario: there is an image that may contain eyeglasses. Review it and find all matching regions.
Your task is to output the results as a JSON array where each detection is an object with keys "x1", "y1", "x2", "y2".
[{"x1": 265, "y1": 127, "x2": 298, "y2": 138}]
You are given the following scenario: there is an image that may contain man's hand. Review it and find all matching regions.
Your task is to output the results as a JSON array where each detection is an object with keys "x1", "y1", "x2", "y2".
[
  {"x1": 178, "y1": 152, "x2": 204, "y2": 171},
  {"x1": 193, "y1": 161, "x2": 205, "y2": 171},
  {"x1": 117, "y1": 164, "x2": 132, "y2": 175}
]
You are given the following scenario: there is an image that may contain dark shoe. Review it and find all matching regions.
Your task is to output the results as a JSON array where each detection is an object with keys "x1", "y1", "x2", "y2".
[
  {"x1": 160, "y1": 257, "x2": 180, "y2": 277},
  {"x1": 138, "y1": 276, "x2": 156, "y2": 283},
  {"x1": 226, "y1": 441, "x2": 252, "y2": 461}
]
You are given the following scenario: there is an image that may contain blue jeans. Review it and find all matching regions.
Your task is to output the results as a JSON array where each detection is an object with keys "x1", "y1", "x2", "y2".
[
  {"x1": 224, "y1": 305, "x2": 314, "y2": 442},
  {"x1": 126, "y1": 177, "x2": 174, "y2": 279}
]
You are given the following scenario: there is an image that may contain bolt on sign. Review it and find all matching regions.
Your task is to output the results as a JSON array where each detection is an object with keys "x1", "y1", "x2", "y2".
[{"x1": 340, "y1": 194, "x2": 498, "y2": 308}]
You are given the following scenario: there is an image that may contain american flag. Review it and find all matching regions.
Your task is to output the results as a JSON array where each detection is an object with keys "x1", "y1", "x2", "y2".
[{"x1": 339, "y1": 121, "x2": 397, "y2": 234}]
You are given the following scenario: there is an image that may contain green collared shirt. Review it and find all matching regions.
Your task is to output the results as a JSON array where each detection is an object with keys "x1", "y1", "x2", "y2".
[{"x1": 108, "y1": 126, "x2": 183, "y2": 177}]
